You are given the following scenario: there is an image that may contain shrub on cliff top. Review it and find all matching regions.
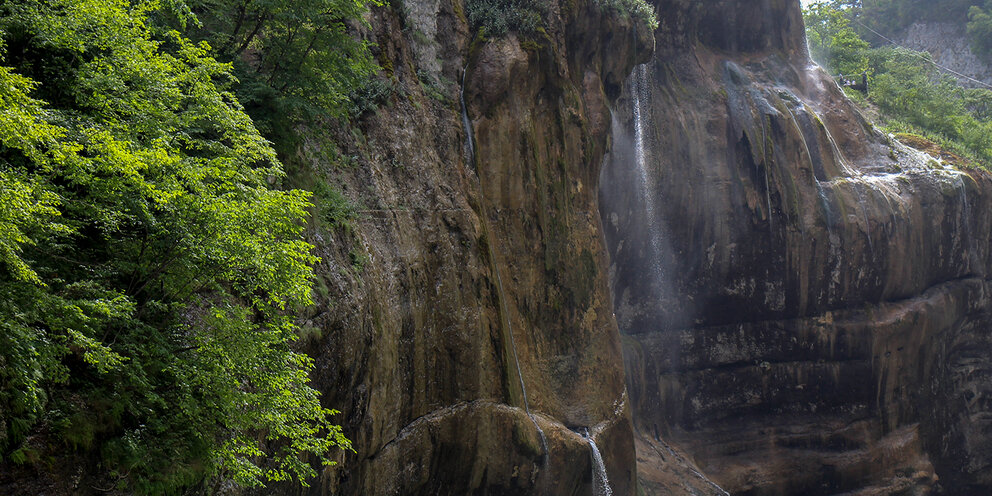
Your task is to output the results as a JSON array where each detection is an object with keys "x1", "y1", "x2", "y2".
[
  {"x1": 466, "y1": 0, "x2": 657, "y2": 38},
  {"x1": 466, "y1": 0, "x2": 548, "y2": 36},
  {"x1": 595, "y1": 0, "x2": 659, "y2": 30}
]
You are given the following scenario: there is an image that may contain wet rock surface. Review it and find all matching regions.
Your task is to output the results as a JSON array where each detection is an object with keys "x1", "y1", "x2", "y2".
[
  {"x1": 602, "y1": 0, "x2": 992, "y2": 494},
  {"x1": 293, "y1": 1, "x2": 651, "y2": 494}
]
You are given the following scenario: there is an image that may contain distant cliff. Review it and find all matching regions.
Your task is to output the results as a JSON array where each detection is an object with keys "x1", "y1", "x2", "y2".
[{"x1": 898, "y1": 21, "x2": 992, "y2": 88}]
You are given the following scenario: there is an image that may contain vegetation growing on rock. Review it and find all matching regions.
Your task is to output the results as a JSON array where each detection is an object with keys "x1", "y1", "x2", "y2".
[
  {"x1": 465, "y1": 0, "x2": 657, "y2": 37},
  {"x1": 805, "y1": 0, "x2": 992, "y2": 167}
]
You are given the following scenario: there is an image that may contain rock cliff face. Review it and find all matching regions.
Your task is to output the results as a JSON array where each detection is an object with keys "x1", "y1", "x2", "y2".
[
  {"x1": 898, "y1": 22, "x2": 992, "y2": 88},
  {"x1": 297, "y1": 1, "x2": 652, "y2": 494},
  {"x1": 601, "y1": 0, "x2": 992, "y2": 494},
  {"x1": 8, "y1": 2, "x2": 992, "y2": 495}
]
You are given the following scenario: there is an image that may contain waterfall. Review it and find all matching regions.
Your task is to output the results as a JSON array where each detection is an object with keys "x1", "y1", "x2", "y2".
[
  {"x1": 957, "y1": 173, "x2": 974, "y2": 273},
  {"x1": 582, "y1": 430, "x2": 613, "y2": 496},
  {"x1": 461, "y1": 65, "x2": 476, "y2": 169},
  {"x1": 462, "y1": 62, "x2": 548, "y2": 462},
  {"x1": 491, "y1": 246, "x2": 550, "y2": 459},
  {"x1": 630, "y1": 63, "x2": 666, "y2": 286}
]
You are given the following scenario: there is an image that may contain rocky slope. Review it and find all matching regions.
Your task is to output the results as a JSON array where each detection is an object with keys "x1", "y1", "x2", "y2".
[{"x1": 601, "y1": 0, "x2": 992, "y2": 494}]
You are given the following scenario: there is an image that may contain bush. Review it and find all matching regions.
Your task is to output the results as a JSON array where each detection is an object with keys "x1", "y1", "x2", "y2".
[
  {"x1": 595, "y1": 0, "x2": 659, "y2": 29},
  {"x1": 465, "y1": 0, "x2": 548, "y2": 36}
]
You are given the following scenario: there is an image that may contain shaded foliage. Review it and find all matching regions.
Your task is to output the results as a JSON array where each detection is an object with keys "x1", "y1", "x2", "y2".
[
  {"x1": 465, "y1": 0, "x2": 548, "y2": 36},
  {"x1": 464, "y1": 0, "x2": 656, "y2": 38}
]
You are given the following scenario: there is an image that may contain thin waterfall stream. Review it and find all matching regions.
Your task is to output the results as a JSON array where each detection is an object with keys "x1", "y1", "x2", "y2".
[
  {"x1": 461, "y1": 66, "x2": 475, "y2": 168},
  {"x1": 460, "y1": 63, "x2": 549, "y2": 462},
  {"x1": 581, "y1": 429, "x2": 613, "y2": 496},
  {"x1": 630, "y1": 63, "x2": 667, "y2": 288}
]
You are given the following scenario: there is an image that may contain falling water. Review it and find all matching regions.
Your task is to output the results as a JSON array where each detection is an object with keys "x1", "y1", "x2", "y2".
[
  {"x1": 957, "y1": 172, "x2": 974, "y2": 273},
  {"x1": 855, "y1": 184, "x2": 875, "y2": 259},
  {"x1": 461, "y1": 65, "x2": 476, "y2": 168},
  {"x1": 581, "y1": 430, "x2": 613, "y2": 496},
  {"x1": 462, "y1": 62, "x2": 548, "y2": 463},
  {"x1": 630, "y1": 63, "x2": 666, "y2": 285},
  {"x1": 492, "y1": 256, "x2": 550, "y2": 459}
]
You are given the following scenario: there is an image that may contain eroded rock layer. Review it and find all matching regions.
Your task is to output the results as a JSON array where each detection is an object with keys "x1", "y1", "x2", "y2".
[
  {"x1": 297, "y1": 1, "x2": 652, "y2": 494},
  {"x1": 601, "y1": 0, "x2": 992, "y2": 494}
]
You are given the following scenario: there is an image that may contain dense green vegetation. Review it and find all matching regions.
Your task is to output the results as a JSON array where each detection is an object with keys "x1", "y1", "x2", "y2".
[
  {"x1": 0, "y1": 0, "x2": 376, "y2": 492},
  {"x1": 465, "y1": 0, "x2": 657, "y2": 37},
  {"x1": 805, "y1": 0, "x2": 992, "y2": 167},
  {"x1": 968, "y1": 2, "x2": 992, "y2": 58},
  {"x1": 167, "y1": 0, "x2": 379, "y2": 130}
]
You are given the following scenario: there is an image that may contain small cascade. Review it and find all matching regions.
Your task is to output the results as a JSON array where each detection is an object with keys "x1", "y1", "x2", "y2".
[
  {"x1": 460, "y1": 65, "x2": 476, "y2": 169},
  {"x1": 463, "y1": 62, "x2": 548, "y2": 463},
  {"x1": 648, "y1": 437, "x2": 730, "y2": 496},
  {"x1": 957, "y1": 173, "x2": 974, "y2": 272},
  {"x1": 759, "y1": 115, "x2": 775, "y2": 233},
  {"x1": 629, "y1": 63, "x2": 666, "y2": 286},
  {"x1": 581, "y1": 429, "x2": 613, "y2": 496},
  {"x1": 854, "y1": 184, "x2": 875, "y2": 259}
]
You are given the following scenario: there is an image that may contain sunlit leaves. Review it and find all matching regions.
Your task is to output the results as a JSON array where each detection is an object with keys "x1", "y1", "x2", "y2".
[{"x1": 0, "y1": 0, "x2": 349, "y2": 491}]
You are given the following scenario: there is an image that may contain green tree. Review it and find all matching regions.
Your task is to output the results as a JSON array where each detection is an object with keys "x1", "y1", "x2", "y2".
[
  {"x1": 0, "y1": 0, "x2": 351, "y2": 491},
  {"x1": 805, "y1": 0, "x2": 871, "y2": 77},
  {"x1": 169, "y1": 0, "x2": 380, "y2": 129},
  {"x1": 968, "y1": 1, "x2": 992, "y2": 59}
]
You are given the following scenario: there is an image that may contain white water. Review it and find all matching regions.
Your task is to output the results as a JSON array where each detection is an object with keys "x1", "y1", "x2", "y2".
[
  {"x1": 957, "y1": 173, "x2": 974, "y2": 273},
  {"x1": 460, "y1": 65, "x2": 475, "y2": 168},
  {"x1": 492, "y1": 258, "x2": 549, "y2": 458},
  {"x1": 582, "y1": 431, "x2": 613, "y2": 496},
  {"x1": 630, "y1": 63, "x2": 666, "y2": 286}
]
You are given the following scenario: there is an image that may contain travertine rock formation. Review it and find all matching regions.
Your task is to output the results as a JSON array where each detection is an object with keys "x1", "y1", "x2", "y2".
[
  {"x1": 299, "y1": 1, "x2": 652, "y2": 494},
  {"x1": 602, "y1": 1, "x2": 992, "y2": 494}
]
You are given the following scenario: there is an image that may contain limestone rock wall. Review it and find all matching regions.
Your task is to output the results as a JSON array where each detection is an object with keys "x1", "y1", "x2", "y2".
[
  {"x1": 297, "y1": 1, "x2": 652, "y2": 494},
  {"x1": 601, "y1": 0, "x2": 992, "y2": 494}
]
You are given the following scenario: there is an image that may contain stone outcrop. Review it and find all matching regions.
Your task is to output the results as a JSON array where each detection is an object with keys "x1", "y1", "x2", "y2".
[
  {"x1": 601, "y1": 0, "x2": 992, "y2": 494},
  {"x1": 294, "y1": 1, "x2": 652, "y2": 494}
]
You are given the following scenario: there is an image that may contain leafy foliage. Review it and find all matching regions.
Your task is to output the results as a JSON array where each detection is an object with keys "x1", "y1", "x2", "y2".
[
  {"x1": 165, "y1": 0, "x2": 381, "y2": 131},
  {"x1": 594, "y1": 0, "x2": 659, "y2": 30},
  {"x1": 804, "y1": 0, "x2": 992, "y2": 167},
  {"x1": 968, "y1": 1, "x2": 992, "y2": 59},
  {"x1": 0, "y1": 0, "x2": 354, "y2": 491},
  {"x1": 465, "y1": 0, "x2": 657, "y2": 38},
  {"x1": 805, "y1": 0, "x2": 870, "y2": 77}
]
